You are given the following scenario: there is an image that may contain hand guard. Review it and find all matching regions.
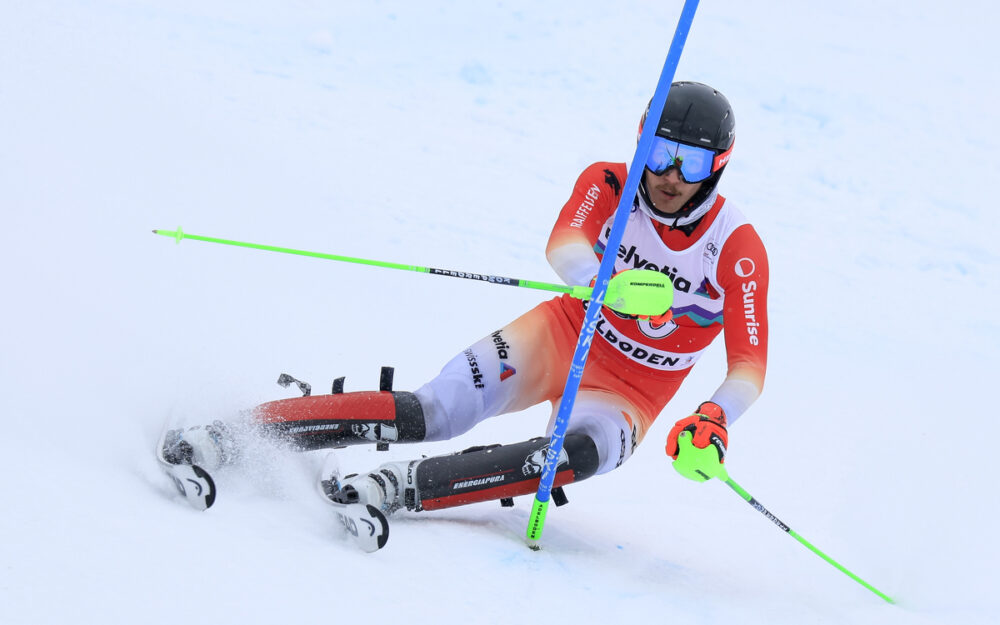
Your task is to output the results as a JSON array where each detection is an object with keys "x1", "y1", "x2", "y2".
[
  {"x1": 666, "y1": 401, "x2": 728, "y2": 463},
  {"x1": 666, "y1": 402, "x2": 729, "y2": 482},
  {"x1": 594, "y1": 269, "x2": 674, "y2": 323}
]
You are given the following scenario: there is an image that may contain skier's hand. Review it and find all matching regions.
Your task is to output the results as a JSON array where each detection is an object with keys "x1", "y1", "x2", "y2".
[{"x1": 666, "y1": 401, "x2": 727, "y2": 460}]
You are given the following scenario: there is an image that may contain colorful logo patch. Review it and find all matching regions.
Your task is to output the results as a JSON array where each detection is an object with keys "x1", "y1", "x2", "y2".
[
  {"x1": 500, "y1": 362, "x2": 517, "y2": 382},
  {"x1": 693, "y1": 277, "x2": 720, "y2": 299}
]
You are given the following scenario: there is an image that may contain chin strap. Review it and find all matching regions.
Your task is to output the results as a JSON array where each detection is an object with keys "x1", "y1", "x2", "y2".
[
  {"x1": 667, "y1": 214, "x2": 699, "y2": 234},
  {"x1": 636, "y1": 187, "x2": 718, "y2": 233}
]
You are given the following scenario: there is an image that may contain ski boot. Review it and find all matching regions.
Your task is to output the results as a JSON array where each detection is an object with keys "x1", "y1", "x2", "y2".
[
  {"x1": 321, "y1": 457, "x2": 415, "y2": 515},
  {"x1": 159, "y1": 420, "x2": 239, "y2": 470}
]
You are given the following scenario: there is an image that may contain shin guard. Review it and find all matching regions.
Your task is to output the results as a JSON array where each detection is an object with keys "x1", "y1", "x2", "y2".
[
  {"x1": 409, "y1": 434, "x2": 599, "y2": 512},
  {"x1": 254, "y1": 391, "x2": 426, "y2": 451}
]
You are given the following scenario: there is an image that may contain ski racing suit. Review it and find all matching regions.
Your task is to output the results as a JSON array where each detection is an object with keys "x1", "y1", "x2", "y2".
[
  {"x1": 252, "y1": 161, "x2": 770, "y2": 512},
  {"x1": 410, "y1": 162, "x2": 769, "y2": 475}
]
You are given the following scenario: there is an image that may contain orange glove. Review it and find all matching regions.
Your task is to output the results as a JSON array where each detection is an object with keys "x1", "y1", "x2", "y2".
[
  {"x1": 637, "y1": 308, "x2": 673, "y2": 324},
  {"x1": 666, "y1": 401, "x2": 728, "y2": 463}
]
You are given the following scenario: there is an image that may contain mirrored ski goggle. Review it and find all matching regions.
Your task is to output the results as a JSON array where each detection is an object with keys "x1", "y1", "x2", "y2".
[{"x1": 645, "y1": 136, "x2": 732, "y2": 183}]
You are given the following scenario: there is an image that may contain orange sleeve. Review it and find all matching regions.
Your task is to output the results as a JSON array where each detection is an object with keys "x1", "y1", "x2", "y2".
[
  {"x1": 545, "y1": 163, "x2": 626, "y2": 286},
  {"x1": 711, "y1": 223, "x2": 769, "y2": 421}
]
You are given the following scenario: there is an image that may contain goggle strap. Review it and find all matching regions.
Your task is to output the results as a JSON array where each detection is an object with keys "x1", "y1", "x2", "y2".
[{"x1": 712, "y1": 141, "x2": 734, "y2": 173}]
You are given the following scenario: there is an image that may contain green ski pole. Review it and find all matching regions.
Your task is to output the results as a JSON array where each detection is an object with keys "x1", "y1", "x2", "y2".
[
  {"x1": 673, "y1": 433, "x2": 895, "y2": 604},
  {"x1": 152, "y1": 227, "x2": 672, "y2": 315}
]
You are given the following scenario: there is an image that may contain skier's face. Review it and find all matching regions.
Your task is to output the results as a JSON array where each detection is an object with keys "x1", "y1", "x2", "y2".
[{"x1": 644, "y1": 167, "x2": 703, "y2": 215}]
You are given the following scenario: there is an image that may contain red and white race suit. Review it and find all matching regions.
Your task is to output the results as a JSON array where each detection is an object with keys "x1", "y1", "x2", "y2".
[{"x1": 415, "y1": 162, "x2": 768, "y2": 474}]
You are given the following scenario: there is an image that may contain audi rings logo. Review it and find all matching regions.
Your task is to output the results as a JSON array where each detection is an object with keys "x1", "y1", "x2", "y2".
[{"x1": 735, "y1": 258, "x2": 756, "y2": 278}]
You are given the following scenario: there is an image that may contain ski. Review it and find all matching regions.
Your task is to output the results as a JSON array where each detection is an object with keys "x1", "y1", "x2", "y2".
[
  {"x1": 153, "y1": 426, "x2": 385, "y2": 549},
  {"x1": 155, "y1": 427, "x2": 217, "y2": 510},
  {"x1": 319, "y1": 495, "x2": 390, "y2": 553},
  {"x1": 160, "y1": 460, "x2": 217, "y2": 510},
  {"x1": 318, "y1": 453, "x2": 389, "y2": 552}
]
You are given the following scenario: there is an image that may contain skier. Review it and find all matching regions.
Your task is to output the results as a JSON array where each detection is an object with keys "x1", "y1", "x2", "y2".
[{"x1": 162, "y1": 81, "x2": 768, "y2": 516}]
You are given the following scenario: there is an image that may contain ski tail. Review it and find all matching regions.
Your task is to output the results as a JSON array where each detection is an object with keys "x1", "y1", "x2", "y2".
[
  {"x1": 318, "y1": 457, "x2": 390, "y2": 552},
  {"x1": 155, "y1": 425, "x2": 217, "y2": 510}
]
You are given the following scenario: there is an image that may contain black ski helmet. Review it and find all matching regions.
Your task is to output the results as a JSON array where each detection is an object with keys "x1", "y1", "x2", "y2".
[{"x1": 638, "y1": 81, "x2": 735, "y2": 222}]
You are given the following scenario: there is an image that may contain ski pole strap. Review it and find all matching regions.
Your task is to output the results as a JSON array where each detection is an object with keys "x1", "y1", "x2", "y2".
[
  {"x1": 526, "y1": 0, "x2": 701, "y2": 548},
  {"x1": 723, "y1": 476, "x2": 895, "y2": 604}
]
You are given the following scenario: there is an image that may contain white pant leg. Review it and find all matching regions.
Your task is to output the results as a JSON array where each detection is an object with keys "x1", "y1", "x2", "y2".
[
  {"x1": 550, "y1": 391, "x2": 641, "y2": 475},
  {"x1": 413, "y1": 304, "x2": 643, "y2": 472},
  {"x1": 414, "y1": 326, "x2": 555, "y2": 442}
]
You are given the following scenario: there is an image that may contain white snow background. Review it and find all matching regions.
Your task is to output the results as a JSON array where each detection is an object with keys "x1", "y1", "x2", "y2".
[{"x1": 2, "y1": 1, "x2": 998, "y2": 624}]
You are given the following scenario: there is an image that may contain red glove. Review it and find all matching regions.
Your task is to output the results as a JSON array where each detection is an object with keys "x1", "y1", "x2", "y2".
[
  {"x1": 637, "y1": 309, "x2": 673, "y2": 324},
  {"x1": 666, "y1": 401, "x2": 728, "y2": 463}
]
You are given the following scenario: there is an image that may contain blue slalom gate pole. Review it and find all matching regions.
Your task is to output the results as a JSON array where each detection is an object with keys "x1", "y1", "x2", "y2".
[{"x1": 526, "y1": 0, "x2": 701, "y2": 548}]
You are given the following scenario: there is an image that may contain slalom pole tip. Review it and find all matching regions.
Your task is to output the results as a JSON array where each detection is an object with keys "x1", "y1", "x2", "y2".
[{"x1": 527, "y1": 540, "x2": 542, "y2": 552}]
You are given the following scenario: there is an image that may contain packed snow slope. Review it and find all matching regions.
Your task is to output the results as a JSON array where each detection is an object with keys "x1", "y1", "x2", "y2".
[{"x1": 2, "y1": 1, "x2": 998, "y2": 624}]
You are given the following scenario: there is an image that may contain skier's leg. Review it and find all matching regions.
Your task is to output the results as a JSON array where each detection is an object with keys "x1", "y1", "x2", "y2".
[
  {"x1": 164, "y1": 299, "x2": 572, "y2": 468},
  {"x1": 159, "y1": 388, "x2": 427, "y2": 469},
  {"x1": 411, "y1": 299, "x2": 576, "y2": 441},
  {"x1": 556, "y1": 390, "x2": 652, "y2": 475},
  {"x1": 329, "y1": 389, "x2": 660, "y2": 515},
  {"x1": 329, "y1": 433, "x2": 601, "y2": 514},
  {"x1": 253, "y1": 390, "x2": 426, "y2": 450},
  {"x1": 253, "y1": 299, "x2": 573, "y2": 450}
]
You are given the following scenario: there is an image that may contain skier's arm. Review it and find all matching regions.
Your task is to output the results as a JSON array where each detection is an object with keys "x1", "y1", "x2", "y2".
[
  {"x1": 546, "y1": 163, "x2": 622, "y2": 286},
  {"x1": 709, "y1": 224, "x2": 769, "y2": 423}
]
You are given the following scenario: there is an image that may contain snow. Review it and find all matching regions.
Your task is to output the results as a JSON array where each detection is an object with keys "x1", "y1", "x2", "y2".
[{"x1": 2, "y1": 1, "x2": 998, "y2": 623}]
